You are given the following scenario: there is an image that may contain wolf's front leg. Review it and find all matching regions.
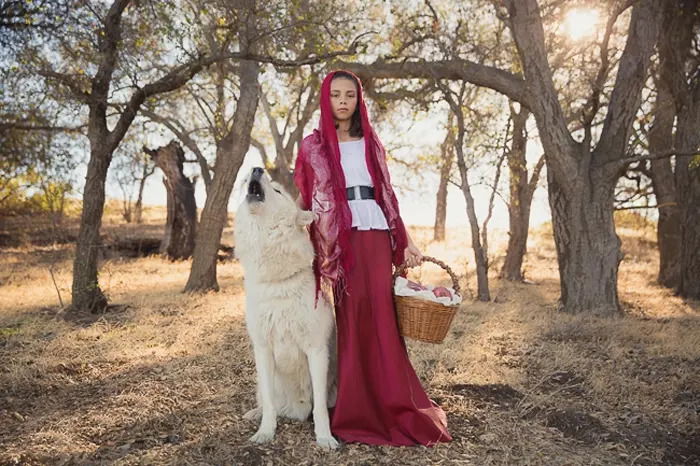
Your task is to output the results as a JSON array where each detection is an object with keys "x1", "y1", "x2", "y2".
[
  {"x1": 250, "y1": 342, "x2": 277, "y2": 444},
  {"x1": 307, "y1": 346, "x2": 339, "y2": 450}
]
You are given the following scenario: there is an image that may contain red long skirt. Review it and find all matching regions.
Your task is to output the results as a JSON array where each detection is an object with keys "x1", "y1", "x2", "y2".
[{"x1": 330, "y1": 229, "x2": 452, "y2": 446}]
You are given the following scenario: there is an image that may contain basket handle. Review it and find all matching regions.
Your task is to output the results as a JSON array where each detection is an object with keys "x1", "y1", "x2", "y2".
[{"x1": 393, "y1": 255, "x2": 461, "y2": 297}]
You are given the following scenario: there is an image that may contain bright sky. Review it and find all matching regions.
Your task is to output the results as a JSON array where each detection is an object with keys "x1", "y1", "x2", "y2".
[{"x1": 563, "y1": 8, "x2": 600, "y2": 41}]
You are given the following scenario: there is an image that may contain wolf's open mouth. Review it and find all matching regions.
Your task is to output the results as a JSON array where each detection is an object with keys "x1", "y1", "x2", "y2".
[{"x1": 247, "y1": 179, "x2": 265, "y2": 202}]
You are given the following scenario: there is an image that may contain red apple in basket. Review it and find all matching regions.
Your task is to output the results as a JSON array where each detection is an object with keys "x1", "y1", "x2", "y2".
[
  {"x1": 433, "y1": 286, "x2": 452, "y2": 299},
  {"x1": 407, "y1": 280, "x2": 426, "y2": 291}
]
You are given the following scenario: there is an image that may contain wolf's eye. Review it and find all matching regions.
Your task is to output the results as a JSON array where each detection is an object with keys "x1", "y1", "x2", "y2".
[{"x1": 273, "y1": 188, "x2": 281, "y2": 194}]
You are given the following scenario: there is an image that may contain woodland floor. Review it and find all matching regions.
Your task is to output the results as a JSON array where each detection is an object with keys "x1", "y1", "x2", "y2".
[{"x1": 0, "y1": 207, "x2": 699, "y2": 465}]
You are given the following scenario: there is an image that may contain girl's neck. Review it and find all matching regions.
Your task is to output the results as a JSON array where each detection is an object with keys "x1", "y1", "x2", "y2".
[{"x1": 335, "y1": 119, "x2": 357, "y2": 142}]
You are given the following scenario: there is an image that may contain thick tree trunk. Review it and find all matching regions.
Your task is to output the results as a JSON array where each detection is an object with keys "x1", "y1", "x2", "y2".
[
  {"x1": 185, "y1": 58, "x2": 260, "y2": 292},
  {"x1": 648, "y1": 84, "x2": 680, "y2": 288},
  {"x1": 146, "y1": 141, "x2": 197, "y2": 260},
  {"x1": 675, "y1": 103, "x2": 700, "y2": 299},
  {"x1": 547, "y1": 166, "x2": 622, "y2": 315},
  {"x1": 70, "y1": 144, "x2": 110, "y2": 312},
  {"x1": 501, "y1": 106, "x2": 539, "y2": 281},
  {"x1": 677, "y1": 160, "x2": 700, "y2": 298}
]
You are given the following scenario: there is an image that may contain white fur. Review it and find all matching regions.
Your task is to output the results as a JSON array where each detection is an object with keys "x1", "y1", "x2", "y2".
[{"x1": 234, "y1": 169, "x2": 338, "y2": 450}]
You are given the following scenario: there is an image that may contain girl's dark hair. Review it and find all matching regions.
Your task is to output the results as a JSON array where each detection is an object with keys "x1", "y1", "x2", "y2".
[{"x1": 332, "y1": 71, "x2": 363, "y2": 138}]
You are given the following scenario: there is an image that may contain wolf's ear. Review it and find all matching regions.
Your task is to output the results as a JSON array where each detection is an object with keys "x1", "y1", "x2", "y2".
[{"x1": 296, "y1": 209, "x2": 314, "y2": 226}]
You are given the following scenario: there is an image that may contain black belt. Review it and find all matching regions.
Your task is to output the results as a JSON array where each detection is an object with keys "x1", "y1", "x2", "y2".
[{"x1": 346, "y1": 185, "x2": 375, "y2": 200}]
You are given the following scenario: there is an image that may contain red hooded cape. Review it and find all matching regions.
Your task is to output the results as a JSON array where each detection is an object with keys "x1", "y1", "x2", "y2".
[{"x1": 294, "y1": 70, "x2": 408, "y2": 303}]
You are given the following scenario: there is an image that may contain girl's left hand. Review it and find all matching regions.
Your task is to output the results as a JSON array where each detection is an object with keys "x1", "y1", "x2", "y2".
[{"x1": 404, "y1": 242, "x2": 423, "y2": 268}]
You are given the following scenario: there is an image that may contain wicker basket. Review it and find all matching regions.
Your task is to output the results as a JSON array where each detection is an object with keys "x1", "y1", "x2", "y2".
[{"x1": 393, "y1": 256, "x2": 462, "y2": 344}]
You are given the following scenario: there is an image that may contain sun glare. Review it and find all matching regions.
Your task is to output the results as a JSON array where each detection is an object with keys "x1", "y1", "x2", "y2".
[{"x1": 563, "y1": 8, "x2": 600, "y2": 41}]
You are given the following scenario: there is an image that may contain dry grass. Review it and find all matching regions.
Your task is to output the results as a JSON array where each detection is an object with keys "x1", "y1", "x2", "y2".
[{"x1": 1, "y1": 211, "x2": 698, "y2": 465}]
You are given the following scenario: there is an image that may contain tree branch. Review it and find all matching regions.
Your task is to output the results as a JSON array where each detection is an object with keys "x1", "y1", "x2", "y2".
[
  {"x1": 334, "y1": 58, "x2": 531, "y2": 108},
  {"x1": 595, "y1": 0, "x2": 662, "y2": 162},
  {"x1": 502, "y1": 0, "x2": 578, "y2": 196}
]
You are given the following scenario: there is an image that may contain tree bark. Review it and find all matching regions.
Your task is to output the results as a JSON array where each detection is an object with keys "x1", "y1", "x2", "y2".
[
  {"x1": 145, "y1": 141, "x2": 197, "y2": 260},
  {"x1": 675, "y1": 102, "x2": 700, "y2": 299},
  {"x1": 676, "y1": 156, "x2": 700, "y2": 298},
  {"x1": 547, "y1": 164, "x2": 622, "y2": 314},
  {"x1": 185, "y1": 14, "x2": 261, "y2": 292}
]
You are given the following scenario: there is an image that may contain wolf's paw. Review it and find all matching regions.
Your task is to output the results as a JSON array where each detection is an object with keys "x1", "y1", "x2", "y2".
[
  {"x1": 316, "y1": 435, "x2": 339, "y2": 450},
  {"x1": 243, "y1": 407, "x2": 262, "y2": 421},
  {"x1": 250, "y1": 429, "x2": 275, "y2": 444}
]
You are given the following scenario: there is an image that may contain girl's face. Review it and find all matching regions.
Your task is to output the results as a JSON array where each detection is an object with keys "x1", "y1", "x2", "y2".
[{"x1": 329, "y1": 77, "x2": 358, "y2": 122}]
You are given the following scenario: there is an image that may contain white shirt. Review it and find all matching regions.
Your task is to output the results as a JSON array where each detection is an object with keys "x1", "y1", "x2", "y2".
[{"x1": 339, "y1": 138, "x2": 389, "y2": 230}]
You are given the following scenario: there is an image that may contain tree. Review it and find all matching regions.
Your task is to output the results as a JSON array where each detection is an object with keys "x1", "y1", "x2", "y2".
[
  {"x1": 111, "y1": 133, "x2": 156, "y2": 224},
  {"x1": 340, "y1": 0, "x2": 663, "y2": 315},
  {"x1": 654, "y1": 0, "x2": 700, "y2": 298},
  {"x1": 39, "y1": 0, "x2": 233, "y2": 312},
  {"x1": 15, "y1": 0, "x2": 359, "y2": 310},
  {"x1": 438, "y1": 81, "x2": 492, "y2": 301},
  {"x1": 183, "y1": 0, "x2": 365, "y2": 292},
  {"x1": 254, "y1": 69, "x2": 321, "y2": 197}
]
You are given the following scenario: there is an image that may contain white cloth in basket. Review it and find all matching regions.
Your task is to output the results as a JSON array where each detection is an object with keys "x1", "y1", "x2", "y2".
[{"x1": 393, "y1": 276, "x2": 462, "y2": 306}]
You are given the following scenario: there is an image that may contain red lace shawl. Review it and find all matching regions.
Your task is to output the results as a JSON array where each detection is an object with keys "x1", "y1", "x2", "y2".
[{"x1": 294, "y1": 70, "x2": 408, "y2": 303}]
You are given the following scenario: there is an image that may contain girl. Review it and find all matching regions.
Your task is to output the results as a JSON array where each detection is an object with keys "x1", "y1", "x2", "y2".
[{"x1": 294, "y1": 70, "x2": 451, "y2": 446}]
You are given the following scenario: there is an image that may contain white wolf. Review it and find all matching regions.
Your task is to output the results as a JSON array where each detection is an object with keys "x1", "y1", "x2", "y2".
[{"x1": 234, "y1": 167, "x2": 338, "y2": 449}]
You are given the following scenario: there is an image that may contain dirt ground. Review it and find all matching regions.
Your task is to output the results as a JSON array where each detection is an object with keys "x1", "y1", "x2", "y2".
[{"x1": 1, "y1": 209, "x2": 699, "y2": 465}]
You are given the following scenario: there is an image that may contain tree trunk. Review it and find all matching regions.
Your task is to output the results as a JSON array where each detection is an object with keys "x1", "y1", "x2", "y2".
[
  {"x1": 134, "y1": 162, "x2": 150, "y2": 224},
  {"x1": 675, "y1": 100, "x2": 700, "y2": 299},
  {"x1": 501, "y1": 106, "x2": 539, "y2": 281},
  {"x1": 433, "y1": 158, "x2": 450, "y2": 242},
  {"x1": 185, "y1": 58, "x2": 260, "y2": 292},
  {"x1": 146, "y1": 141, "x2": 197, "y2": 260},
  {"x1": 677, "y1": 158, "x2": 700, "y2": 298},
  {"x1": 454, "y1": 145, "x2": 489, "y2": 301},
  {"x1": 547, "y1": 165, "x2": 622, "y2": 315},
  {"x1": 648, "y1": 83, "x2": 680, "y2": 288},
  {"x1": 442, "y1": 85, "x2": 490, "y2": 301},
  {"x1": 658, "y1": 0, "x2": 700, "y2": 299},
  {"x1": 433, "y1": 125, "x2": 454, "y2": 242},
  {"x1": 70, "y1": 144, "x2": 110, "y2": 312},
  {"x1": 459, "y1": 170, "x2": 490, "y2": 301}
]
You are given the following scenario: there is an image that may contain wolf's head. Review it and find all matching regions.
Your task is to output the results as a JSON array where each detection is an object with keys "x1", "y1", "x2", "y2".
[
  {"x1": 237, "y1": 167, "x2": 312, "y2": 225},
  {"x1": 234, "y1": 167, "x2": 314, "y2": 271}
]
